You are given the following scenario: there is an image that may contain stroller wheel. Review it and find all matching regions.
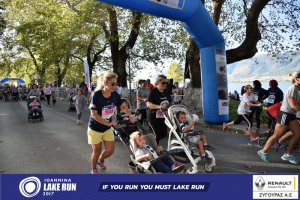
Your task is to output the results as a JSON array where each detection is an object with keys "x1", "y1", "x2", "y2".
[
  {"x1": 258, "y1": 137, "x2": 267, "y2": 148},
  {"x1": 204, "y1": 161, "x2": 214, "y2": 173}
]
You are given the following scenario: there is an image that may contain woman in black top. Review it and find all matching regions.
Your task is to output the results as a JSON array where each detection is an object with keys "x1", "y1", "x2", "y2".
[
  {"x1": 266, "y1": 79, "x2": 284, "y2": 131},
  {"x1": 147, "y1": 75, "x2": 172, "y2": 144},
  {"x1": 250, "y1": 80, "x2": 268, "y2": 132}
]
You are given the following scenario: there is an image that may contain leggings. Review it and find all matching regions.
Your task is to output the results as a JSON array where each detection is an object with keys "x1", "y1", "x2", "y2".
[
  {"x1": 250, "y1": 106, "x2": 262, "y2": 128},
  {"x1": 148, "y1": 119, "x2": 167, "y2": 145},
  {"x1": 45, "y1": 94, "x2": 51, "y2": 105},
  {"x1": 234, "y1": 114, "x2": 252, "y2": 128}
]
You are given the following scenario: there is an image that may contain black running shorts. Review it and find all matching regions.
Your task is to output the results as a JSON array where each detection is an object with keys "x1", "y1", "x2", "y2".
[{"x1": 276, "y1": 111, "x2": 296, "y2": 126}]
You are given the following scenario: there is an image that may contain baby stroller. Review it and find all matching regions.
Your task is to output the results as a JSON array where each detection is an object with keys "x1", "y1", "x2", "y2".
[
  {"x1": 67, "y1": 95, "x2": 76, "y2": 112},
  {"x1": 27, "y1": 96, "x2": 44, "y2": 122},
  {"x1": 112, "y1": 99, "x2": 184, "y2": 173},
  {"x1": 112, "y1": 119, "x2": 184, "y2": 173},
  {"x1": 164, "y1": 104, "x2": 216, "y2": 173}
]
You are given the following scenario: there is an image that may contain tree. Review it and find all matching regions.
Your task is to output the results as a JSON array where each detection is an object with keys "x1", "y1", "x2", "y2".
[
  {"x1": 64, "y1": 1, "x2": 187, "y2": 87},
  {"x1": 0, "y1": 0, "x2": 5, "y2": 36},
  {"x1": 167, "y1": 60, "x2": 183, "y2": 83}
]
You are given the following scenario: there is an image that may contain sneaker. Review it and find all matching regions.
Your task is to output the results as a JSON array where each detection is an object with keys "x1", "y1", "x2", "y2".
[
  {"x1": 77, "y1": 120, "x2": 80, "y2": 125},
  {"x1": 98, "y1": 161, "x2": 106, "y2": 169},
  {"x1": 201, "y1": 153, "x2": 212, "y2": 161},
  {"x1": 250, "y1": 135, "x2": 259, "y2": 141},
  {"x1": 91, "y1": 168, "x2": 99, "y2": 174},
  {"x1": 223, "y1": 123, "x2": 228, "y2": 131},
  {"x1": 257, "y1": 149, "x2": 270, "y2": 162},
  {"x1": 281, "y1": 154, "x2": 299, "y2": 165},
  {"x1": 172, "y1": 163, "x2": 184, "y2": 173}
]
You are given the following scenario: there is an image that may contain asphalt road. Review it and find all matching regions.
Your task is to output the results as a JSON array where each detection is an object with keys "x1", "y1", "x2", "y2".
[{"x1": 0, "y1": 100, "x2": 299, "y2": 174}]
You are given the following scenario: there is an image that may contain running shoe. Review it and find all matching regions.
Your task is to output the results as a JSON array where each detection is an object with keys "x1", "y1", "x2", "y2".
[
  {"x1": 250, "y1": 135, "x2": 259, "y2": 141},
  {"x1": 98, "y1": 161, "x2": 106, "y2": 169},
  {"x1": 91, "y1": 168, "x2": 99, "y2": 174},
  {"x1": 223, "y1": 123, "x2": 228, "y2": 131},
  {"x1": 172, "y1": 163, "x2": 184, "y2": 172},
  {"x1": 281, "y1": 154, "x2": 299, "y2": 165},
  {"x1": 201, "y1": 153, "x2": 212, "y2": 161},
  {"x1": 257, "y1": 149, "x2": 270, "y2": 162}
]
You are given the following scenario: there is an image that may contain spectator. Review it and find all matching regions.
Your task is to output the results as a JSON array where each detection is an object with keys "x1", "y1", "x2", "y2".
[
  {"x1": 146, "y1": 79, "x2": 154, "y2": 91},
  {"x1": 265, "y1": 79, "x2": 284, "y2": 132},
  {"x1": 136, "y1": 80, "x2": 149, "y2": 124},
  {"x1": 234, "y1": 90, "x2": 240, "y2": 101},
  {"x1": 173, "y1": 82, "x2": 183, "y2": 104},
  {"x1": 250, "y1": 80, "x2": 268, "y2": 132}
]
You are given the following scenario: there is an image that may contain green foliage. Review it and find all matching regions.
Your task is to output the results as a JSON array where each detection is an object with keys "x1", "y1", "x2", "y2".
[{"x1": 167, "y1": 60, "x2": 183, "y2": 83}]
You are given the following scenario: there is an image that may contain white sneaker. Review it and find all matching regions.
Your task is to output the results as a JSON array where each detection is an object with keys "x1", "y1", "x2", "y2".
[{"x1": 77, "y1": 120, "x2": 80, "y2": 125}]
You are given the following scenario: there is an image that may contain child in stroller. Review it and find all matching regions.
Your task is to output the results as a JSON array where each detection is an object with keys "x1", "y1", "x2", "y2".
[
  {"x1": 176, "y1": 111, "x2": 214, "y2": 160},
  {"x1": 67, "y1": 94, "x2": 76, "y2": 112},
  {"x1": 130, "y1": 131, "x2": 184, "y2": 173},
  {"x1": 28, "y1": 97, "x2": 44, "y2": 121},
  {"x1": 164, "y1": 105, "x2": 216, "y2": 173}
]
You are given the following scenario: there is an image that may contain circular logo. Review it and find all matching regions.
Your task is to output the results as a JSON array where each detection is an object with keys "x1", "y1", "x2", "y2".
[{"x1": 19, "y1": 177, "x2": 41, "y2": 198}]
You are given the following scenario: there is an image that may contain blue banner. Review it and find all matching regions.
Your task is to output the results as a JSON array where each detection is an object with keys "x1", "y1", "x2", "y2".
[{"x1": 1, "y1": 174, "x2": 298, "y2": 200}]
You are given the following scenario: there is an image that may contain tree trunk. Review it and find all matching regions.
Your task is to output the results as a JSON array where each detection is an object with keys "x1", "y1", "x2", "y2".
[
  {"x1": 226, "y1": 0, "x2": 270, "y2": 64},
  {"x1": 101, "y1": 7, "x2": 142, "y2": 87}
]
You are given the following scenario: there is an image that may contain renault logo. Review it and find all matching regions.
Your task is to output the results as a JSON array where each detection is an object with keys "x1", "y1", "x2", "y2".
[{"x1": 255, "y1": 176, "x2": 266, "y2": 190}]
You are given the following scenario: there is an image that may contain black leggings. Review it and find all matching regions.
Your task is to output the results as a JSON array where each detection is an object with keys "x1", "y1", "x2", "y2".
[
  {"x1": 234, "y1": 114, "x2": 252, "y2": 128},
  {"x1": 148, "y1": 119, "x2": 167, "y2": 144},
  {"x1": 45, "y1": 94, "x2": 51, "y2": 105},
  {"x1": 138, "y1": 109, "x2": 147, "y2": 123},
  {"x1": 250, "y1": 106, "x2": 262, "y2": 128}
]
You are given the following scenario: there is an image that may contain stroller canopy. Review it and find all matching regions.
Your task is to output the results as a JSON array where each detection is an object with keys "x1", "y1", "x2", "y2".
[{"x1": 0, "y1": 78, "x2": 25, "y2": 85}]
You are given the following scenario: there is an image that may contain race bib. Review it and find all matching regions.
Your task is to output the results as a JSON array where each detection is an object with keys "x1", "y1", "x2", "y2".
[
  {"x1": 155, "y1": 110, "x2": 165, "y2": 119},
  {"x1": 102, "y1": 105, "x2": 117, "y2": 119},
  {"x1": 268, "y1": 95, "x2": 275, "y2": 104}
]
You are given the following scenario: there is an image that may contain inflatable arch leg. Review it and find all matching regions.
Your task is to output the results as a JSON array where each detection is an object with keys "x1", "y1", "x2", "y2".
[{"x1": 96, "y1": 0, "x2": 229, "y2": 124}]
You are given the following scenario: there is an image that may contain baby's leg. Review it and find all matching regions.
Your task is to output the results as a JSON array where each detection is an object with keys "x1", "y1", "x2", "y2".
[
  {"x1": 198, "y1": 140, "x2": 205, "y2": 155},
  {"x1": 201, "y1": 134, "x2": 207, "y2": 144}
]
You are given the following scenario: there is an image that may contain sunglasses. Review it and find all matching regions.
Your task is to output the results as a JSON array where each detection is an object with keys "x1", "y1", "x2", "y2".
[
  {"x1": 248, "y1": 87, "x2": 253, "y2": 89},
  {"x1": 161, "y1": 82, "x2": 168, "y2": 85},
  {"x1": 110, "y1": 82, "x2": 117, "y2": 86}
]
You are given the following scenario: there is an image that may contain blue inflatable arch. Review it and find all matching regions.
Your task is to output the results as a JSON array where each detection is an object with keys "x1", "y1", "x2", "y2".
[
  {"x1": 96, "y1": 0, "x2": 229, "y2": 124},
  {"x1": 0, "y1": 77, "x2": 25, "y2": 84}
]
